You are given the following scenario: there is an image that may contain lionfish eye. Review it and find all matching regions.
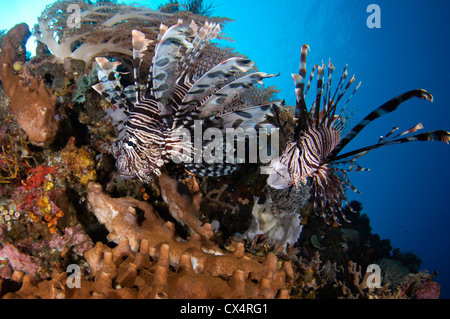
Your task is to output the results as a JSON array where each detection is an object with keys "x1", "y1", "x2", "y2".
[{"x1": 122, "y1": 138, "x2": 135, "y2": 150}]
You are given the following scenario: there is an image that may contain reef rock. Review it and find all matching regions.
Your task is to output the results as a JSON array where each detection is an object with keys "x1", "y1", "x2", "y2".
[
  {"x1": 0, "y1": 243, "x2": 43, "y2": 277},
  {"x1": 1, "y1": 238, "x2": 292, "y2": 299},
  {"x1": 0, "y1": 23, "x2": 59, "y2": 146},
  {"x1": 244, "y1": 195, "x2": 303, "y2": 251},
  {"x1": 87, "y1": 181, "x2": 222, "y2": 257},
  {"x1": 158, "y1": 173, "x2": 213, "y2": 239}
]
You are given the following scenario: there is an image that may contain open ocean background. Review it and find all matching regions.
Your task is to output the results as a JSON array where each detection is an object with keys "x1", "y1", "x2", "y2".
[{"x1": 1, "y1": 0, "x2": 449, "y2": 298}]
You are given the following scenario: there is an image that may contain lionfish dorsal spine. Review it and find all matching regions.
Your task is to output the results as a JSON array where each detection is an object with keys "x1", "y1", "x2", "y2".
[
  {"x1": 92, "y1": 57, "x2": 135, "y2": 113},
  {"x1": 132, "y1": 29, "x2": 153, "y2": 103},
  {"x1": 151, "y1": 19, "x2": 193, "y2": 116},
  {"x1": 293, "y1": 45, "x2": 309, "y2": 129},
  {"x1": 312, "y1": 62, "x2": 325, "y2": 125},
  {"x1": 178, "y1": 20, "x2": 222, "y2": 83}
]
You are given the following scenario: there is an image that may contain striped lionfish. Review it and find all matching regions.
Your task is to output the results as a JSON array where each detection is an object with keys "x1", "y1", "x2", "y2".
[
  {"x1": 93, "y1": 20, "x2": 279, "y2": 182},
  {"x1": 264, "y1": 44, "x2": 450, "y2": 227}
]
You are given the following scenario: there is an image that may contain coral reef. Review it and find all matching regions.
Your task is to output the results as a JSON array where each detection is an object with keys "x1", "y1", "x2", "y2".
[
  {"x1": 0, "y1": 24, "x2": 59, "y2": 146},
  {"x1": 0, "y1": 2, "x2": 444, "y2": 301},
  {"x1": 0, "y1": 238, "x2": 290, "y2": 299},
  {"x1": 60, "y1": 137, "x2": 96, "y2": 187},
  {"x1": 0, "y1": 128, "x2": 31, "y2": 184},
  {"x1": 86, "y1": 181, "x2": 294, "y2": 288}
]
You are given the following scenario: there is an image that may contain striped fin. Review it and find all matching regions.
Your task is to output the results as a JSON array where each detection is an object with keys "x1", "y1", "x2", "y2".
[
  {"x1": 326, "y1": 73, "x2": 359, "y2": 128},
  {"x1": 331, "y1": 160, "x2": 370, "y2": 172},
  {"x1": 194, "y1": 72, "x2": 279, "y2": 119},
  {"x1": 313, "y1": 63, "x2": 325, "y2": 124},
  {"x1": 334, "y1": 74, "x2": 356, "y2": 111},
  {"x1": 151, "y1": 19, "x2": 193, "y2": 116},
  {"x1": 294, "y1": 44, "x2": 310, "y2": 133},
  {"x1": 208, "y1": 103, "x2": 275, "y2": 132},
  {"x1": 185, "y1": 162, "x2": 239, "y2": 177},
  {"x1": 328, "y1": 89, "x2": 434, "y2": 160},
  {"x1": 180, "y1": 57, "x2": 255, "y2": 108},
  {"x1": 332, "y1": 130, "x2": 450, "y2": 162},
  {"x1": 323, "y1": 60, "x2": 335, "y2": 114},
  {"x1": 332, "y1": 167, "x2": 361, "y2": 194},
  {"x1": 132, "y1": 30, "x2": 153, "y2": 102},
  {"x1": 325, "y1": 77, "x2": 360, "y2": 128},
  {"x1": 398, "y1": 122, "x2": 424, "y2": 136},
  {"x1": 378, "y1": 127, "x2": 399, "y2": 143},
  {"x1": 173, "y1": 58, "x2": 255, "y2": 127},
  {"x1": 304, "y1": 64, "x2": 319, "y2": 96},
  {"x1": 322, "y1": 65, "x2": 350, "y2": 124},
  {"x1": 92, "y1": 57, "x2": 136, "y2": 111},
  {"x1": 178, "y1": 20, "x2": 222, "y2": 82}
]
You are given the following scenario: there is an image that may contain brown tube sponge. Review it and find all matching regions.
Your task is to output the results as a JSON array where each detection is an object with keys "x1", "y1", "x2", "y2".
[{"x1": 0, "y1": 23, "x2": 59, "y2": 146}]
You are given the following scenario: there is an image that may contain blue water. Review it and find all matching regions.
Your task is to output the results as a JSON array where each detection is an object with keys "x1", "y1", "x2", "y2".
[{"x1": 2, "y1": 0, "x2": 450, "y2": 298}]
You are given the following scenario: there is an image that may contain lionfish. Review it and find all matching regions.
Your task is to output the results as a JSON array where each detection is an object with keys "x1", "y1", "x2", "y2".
[
  {"x1": 265, "y1": 44, "x2": 450, "y2": 226},
  {"x1": 93, "y1": 20, "x2": 279, "y2": 182}
]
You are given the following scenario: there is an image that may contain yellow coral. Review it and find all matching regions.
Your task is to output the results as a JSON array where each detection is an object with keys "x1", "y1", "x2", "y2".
[
  {"x1": 13, "y1": 61, "x2": 23, "y2": 72},
  {"x1": 28, "y1": 212, "x2": 40, "y2": 223},
  {"x1": 60, "y1": 137, "x2": 96, "y2": 186}
]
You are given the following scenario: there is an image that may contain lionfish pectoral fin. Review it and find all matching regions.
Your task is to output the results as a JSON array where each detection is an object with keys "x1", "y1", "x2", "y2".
[
  {"x1": 152, "y1": 20, "x2": 223, "y2": 120},
  {"x1": 332, "y1": 130, "x2": 450, "y2": 163},
  {"x1": 213, "y1": 102, "x2": 277, "y2": 132},
  {"x1": 175, "y1": 57, "x2": 256, "y2": 122},
  {"x1": 195, "y1": 72, "x2": 279, "y2": 119}
]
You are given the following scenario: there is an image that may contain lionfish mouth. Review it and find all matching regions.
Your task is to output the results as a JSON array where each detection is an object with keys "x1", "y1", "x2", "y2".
[{"x1": 271, "y1": 44, "x2": 450, "y2": 225}]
